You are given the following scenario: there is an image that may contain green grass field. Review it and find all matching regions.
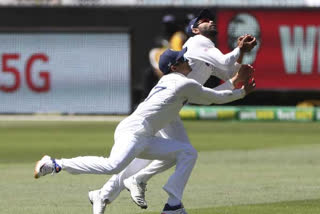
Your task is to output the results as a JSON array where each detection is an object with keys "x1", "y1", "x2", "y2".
[{"x1": 1, "y1": 120, "x2": 320, "y2": 214}]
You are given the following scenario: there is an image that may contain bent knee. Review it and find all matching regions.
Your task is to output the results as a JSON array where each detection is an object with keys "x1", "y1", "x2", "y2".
[
  {"x1": 183, "y1": 145, "x2": 198, "y2": 160},
  {"x1": 189, "y1": 147, "x2": 198, "y2": 159},
  {"x1": 108, "y1": 167, "x2": 124, "y2": 174},
  {"x1": 105, "y1": 161, "x2": 128, "y2": 174}
]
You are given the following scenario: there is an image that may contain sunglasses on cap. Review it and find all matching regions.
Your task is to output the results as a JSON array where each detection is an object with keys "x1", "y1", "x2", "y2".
[
  {"x1": 194, "y1": 18, "x2": 212, "y2": 28},
  {"x1": 173, "y1": 56, "x2": 189, "y2": 66}
]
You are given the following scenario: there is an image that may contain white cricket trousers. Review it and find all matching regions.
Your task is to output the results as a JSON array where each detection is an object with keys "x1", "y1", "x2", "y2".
[
  {"x1": 99, "y1": 118, "x2": 192, "y2": 202},
  {"x1": 57, "y1": 117, "x2": 197, "y2": 201}
]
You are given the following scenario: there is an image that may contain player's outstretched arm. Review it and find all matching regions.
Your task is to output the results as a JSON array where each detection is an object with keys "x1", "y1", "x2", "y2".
[
  {"x1": 206, "y1": 34, "x2": 257, "y2": 69},
  {"x1": 184, "y1": 80, "x2": 246, "y2": 105},
  {"x1": 208, "y1": 35, "x2": 257, "y2": 80},
  {"x1": 212, "y1": 64, "x2": 254, "y2": 92},
  {"x1": 205, "y1": 47, "x2": 240, "y2": 69},
  {"x1": 236, "y1": 35, "x2": 246, "y2": 64}
]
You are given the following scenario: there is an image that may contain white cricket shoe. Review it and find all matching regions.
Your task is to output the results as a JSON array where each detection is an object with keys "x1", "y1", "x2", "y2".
[
  {"x1": 88, "y1": 190, "x2": 107, "y2": 214},
  {"x1": 123, "y1": 176, "x2": 148, "y2": 209},
  {"x1": 161, "y1": 203, "x2": 188, "y2": 214},
  {"x1": 34, "y1": 155, "x2": 61, "y2": 179}
]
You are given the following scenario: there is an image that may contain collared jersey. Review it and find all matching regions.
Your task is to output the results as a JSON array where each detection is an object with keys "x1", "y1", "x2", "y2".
[
  {"x1": 183, "y1": 35, "x2": 241, "y2": 85},
  {"x1": 128, "y1": 72, "x2": 245, "y2": 136}
]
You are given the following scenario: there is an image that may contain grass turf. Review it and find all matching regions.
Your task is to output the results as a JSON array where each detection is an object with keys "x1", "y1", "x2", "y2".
[{"x1": 0, "y1": 120, "x2": 319, "y2": 214}]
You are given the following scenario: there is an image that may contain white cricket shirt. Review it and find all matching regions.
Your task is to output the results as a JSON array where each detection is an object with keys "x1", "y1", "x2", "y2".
[
  {"x1": 128, "y1": 72, "x2": 245, "y2": 136},
  {"x1": 183, "y1": 35, "x2": 241, "y2": 85}
]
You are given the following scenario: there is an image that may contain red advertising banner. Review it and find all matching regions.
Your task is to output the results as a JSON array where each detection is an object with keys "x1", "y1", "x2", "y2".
[{"x1": 217, "y1": 10, "x2": 320, "y2": 90}]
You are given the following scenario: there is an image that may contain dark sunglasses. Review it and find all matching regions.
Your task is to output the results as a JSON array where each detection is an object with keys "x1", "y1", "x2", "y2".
[
  {"x1": 174, "y1": 56, "x2": 188, "y2": 66},
  {"x1": 196, "y1": 18, "x2": 211, "y2": 26}
]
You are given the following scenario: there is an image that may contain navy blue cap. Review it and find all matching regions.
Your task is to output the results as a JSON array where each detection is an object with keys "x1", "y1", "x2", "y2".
[
  {"x1": 186, "y1": 9, "x2": 215, "y2": 36},
  {"x1": 186, "y1": 18, "x2": 197, "y2": 36},
  {"x1": 159, "y1": 48, "x2": 187, "y2": 75}
]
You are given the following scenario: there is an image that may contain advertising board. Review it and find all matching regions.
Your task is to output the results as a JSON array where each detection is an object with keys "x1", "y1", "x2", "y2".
[
  {"x1": 217, "y1": 10, "x2": 320, "y2": 90},
  {"x1": 0, "y1": 32, "x2": 131, "y2": 114}
]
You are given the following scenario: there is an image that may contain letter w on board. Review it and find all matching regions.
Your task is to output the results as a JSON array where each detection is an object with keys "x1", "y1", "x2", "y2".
[{"x1": 279, "y1": 25, "x2": 319, "y2": 74}]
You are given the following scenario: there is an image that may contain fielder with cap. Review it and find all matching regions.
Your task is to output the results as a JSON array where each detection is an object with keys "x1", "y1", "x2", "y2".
[
  {"x1": 79, "y1": 9, "x2": 258, "y2": 214},
  {"x1": 34, "y1": 47, "x2": 255, "y2": 214}
]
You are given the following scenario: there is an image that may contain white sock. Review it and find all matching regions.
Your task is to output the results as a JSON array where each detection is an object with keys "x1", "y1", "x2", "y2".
[{"x1": 167, "y1": 193, "x2": 181, "y2": 207}]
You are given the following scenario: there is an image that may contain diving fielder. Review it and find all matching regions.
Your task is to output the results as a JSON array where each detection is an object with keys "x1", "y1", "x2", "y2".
[
  {"x1": 84, "y1": 9, "x2": 257, "y2": 214},
  {"x1": 34, "y1": 47, "x2": 255, "y2": 214}
]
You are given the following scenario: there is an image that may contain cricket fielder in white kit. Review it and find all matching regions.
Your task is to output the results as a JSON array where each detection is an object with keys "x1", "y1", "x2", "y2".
[
  {"x1": 82, "y1": 9, "x2": 257, "y2": 214},
  {"x1": 34, "y1": 46, "x2": 255, "y2": 214}
]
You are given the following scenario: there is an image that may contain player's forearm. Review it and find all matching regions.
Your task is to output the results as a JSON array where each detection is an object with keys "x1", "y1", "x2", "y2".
[
  {"x1": 200, "y1": 47, "x2": 240, "y2": 73},
  {"x1": 211, "y1": 62, "x2": 241, "y2": 81},
  {"x1": 237, "y1": 51, "x2": 244, "y2": 64},
  {"x1": 213, "y1": 79, "x2": 234, "y2": 91},
  {"x1": 215, "y1": 47, "x2": 240, "y2": 67},
  {"x1": 204, "y1": 88, "x2": 245, "y2": 104},
  {"x1": 191, "y1": 87, "x2": 245, "y2": 105}
]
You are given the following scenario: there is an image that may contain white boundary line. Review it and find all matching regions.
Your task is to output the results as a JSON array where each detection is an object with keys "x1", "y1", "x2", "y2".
[{"x1": 0, "y1": 115, "x2": 127, "y2": 122}]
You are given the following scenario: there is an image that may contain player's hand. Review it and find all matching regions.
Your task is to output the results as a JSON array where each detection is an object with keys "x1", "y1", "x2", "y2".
[
  {"x1": 243, "y1": 77, "x2": 256, "y2": 95},
  {"x1": 238, "y1": 34, "x2": 257, "y2": 52},
  {"x1": 232, "y1": 64, "x2": 254, "y2": 88},
  {"x1": 237, "y1": 35, "x2": 245, "y2": 44}
]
